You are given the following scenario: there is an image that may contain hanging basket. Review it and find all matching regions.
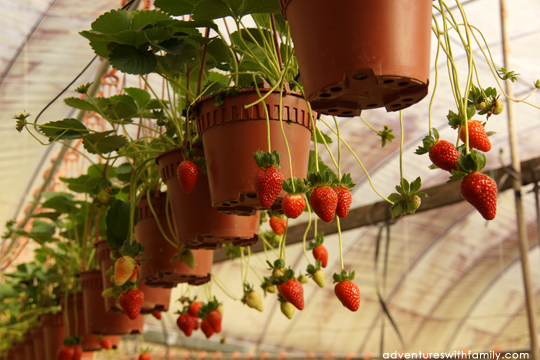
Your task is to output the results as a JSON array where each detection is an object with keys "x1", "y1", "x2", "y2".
[
  {"x1": 59, "y1": 292, "x2": 102, "y2": 351},
  {"x1": 30, "y1": 325, "x2": 45, "y2": 360},
  {"x1": 156, "y1": 146, "x2": 260, "y2": 249},
  {"x1": 136, "y1": 191, "x2": 213, "y2": 286},
  {"x1": 279, "y1": 0, "x2": 432, "y2": 117},
  {"x1": 41, "y1": 313, "x2": 65, "y2": 360},
  {"x1": 193, "y1": 87, "x2": 314, "y2": 215},
  {"x1": 95, "y1": 239, "x2": 171, "y2": 314},
  {"x1": 79, "y1": 270, "x2": 144, "y2": 335}
]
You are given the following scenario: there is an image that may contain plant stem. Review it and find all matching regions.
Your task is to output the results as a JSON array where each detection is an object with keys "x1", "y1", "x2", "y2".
[
  {"x1": 333, "y1": 116, "x2": 342, "y2": 180},
  {"x1": 399, "y1": 111, "x2": 404, "y2": 189},
  {"x1": 336, "y1": 217, "x2": 344, "y2": 270},
  {"x1": 302, "y1": 198, "x2": 313, "y2": 265},
  {"x1": 254, "y1": 80, "x2": 272, "y2": 153}
]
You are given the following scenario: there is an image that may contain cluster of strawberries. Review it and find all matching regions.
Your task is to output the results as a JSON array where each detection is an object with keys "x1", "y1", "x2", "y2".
[
  {"x1": 176, "y1": 298, "x2": 223, "y2": 339},
  {"x1": 111, "y1": 255, "x2": 145, "y2": 319},
  {"x1": 416, "y1": 89, "x2": 503, "y2": 220}
]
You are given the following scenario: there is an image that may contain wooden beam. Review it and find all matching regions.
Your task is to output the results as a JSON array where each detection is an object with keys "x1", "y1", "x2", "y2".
[{"x1": 213, "y1": 156, "x2": 540, "y2": 263}]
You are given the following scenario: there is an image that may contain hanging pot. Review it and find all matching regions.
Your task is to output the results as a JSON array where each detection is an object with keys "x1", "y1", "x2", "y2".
[
  {"x1": 30, "y1": 325, "x2": 45, "y2": 360},
  {"x1": 14, "y1": 342, "x2": 25, "y2": 360},
  {"x1": 136, "y1": 191, "x2": 213, "y2": 286},
  {"x1": 23, "y1": 333, "x2": 33, "y2": 360},
  {"x1": 79, "y1": 270, "x2": 144, "y2": 335},
  {"x1": 41, "y1": 314, "x2": 65, "y2": 360},
  {"x1": 156, "y1": 147, "x2": 260, "y2": 248},
  {"x1": 6, "y1": 348, "x2": 16, "y2": 360},
  {"x1": 59, "y1": 292, "x2": 101, "y2": 351},
  {"x1": 279, "y1": 0, "x2": 432, "y2": 116},
  {"x1": 94, "y1": 239, "x2": 171, "y2": 314},
  {"x1": 193, "y1": 87, "x2": 314, "y2": 215}
]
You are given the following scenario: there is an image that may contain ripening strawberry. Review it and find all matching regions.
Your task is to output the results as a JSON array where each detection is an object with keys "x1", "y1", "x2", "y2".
[
  {"x1": 334, "y1": 186, "x2": 352, "y2": 218},
  {"x1": 114, "y1": 256, "x2": 137, "y2": 286},
  {"x1": 281, "y1": 194, "x2": 306, "y2": 219},
  {"x1": 139, "y1": 352, "x2": 151, "y2": 360},
  {"x1": 310, "y1": 186, "x2": 338, "y2": 223},
  {"x1": 188, "y1": 301, "x2": 201, "y2": 318},
  {"x1": 460, "y1": 172, "x2": 497, "y2": 220},
  {"x1": 312, "y1": 245, "x2": 328, "y2": 268},
  {"x1": 129, "y1": 264, "x2": 139, "y2": 283},
  {"x1": 333, "y1": 270, "x2": 360, "y2": 312},
  {"x1": 177, "y1": 313, "x2": 194, "y2": 337},
  {"x1": 201, "y1": 319, "x2": 214, "y2": 339},
  {"x1": 269, "y1": 216, "x2": 286, "y2": 235},
  {"x1": 177, "y1": 160, "x2": 199, "y2": 193},
  {"x1": 279, "y1": 278, "x2": 304, "y2": 310},
  {"x1": 460, "y1": 120, "x2": 491, "y2": 152},
  {"x1": 253, "y1": 151, "x2": 284, "y2": 208},
  {"x1": 119, "y1": 289, "x2": 144, "y2": 320}
]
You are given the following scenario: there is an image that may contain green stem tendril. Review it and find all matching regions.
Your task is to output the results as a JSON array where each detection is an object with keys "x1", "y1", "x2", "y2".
[
  {"x1": 336, "y1": 217, "x2": 344, "y2": 270},
  {"x1": 253, "y1": 78, "x2": 272, "y2": 153},
  {"x1": 211, "y1": 274, "x2": 238, "y2": 301},
  {"x1": 333, "y1": 116, "x2": 342, "y2": 180},
  {"x1": 303, "y1": 197, "x2": 313, "y2": 265},
  {"x1": 399, "y1": 110, "x2": 404, "y2": 189}
]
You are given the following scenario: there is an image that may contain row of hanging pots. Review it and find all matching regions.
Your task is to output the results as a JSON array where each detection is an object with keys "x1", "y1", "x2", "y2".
[{"x1": 279, "y1": 0, "x2": 433, "y2": 117}]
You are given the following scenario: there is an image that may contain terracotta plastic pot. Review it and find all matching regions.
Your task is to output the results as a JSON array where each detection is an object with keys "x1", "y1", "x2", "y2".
[
  {"x1": 30, "y1": 325, "x2": 45, "y2": 360},
  {"x1": 194, "y1": 87, "x2": 314, "y2": 215},
  {"x1": 95, "y1": 239, "x2": 171, "y2": 314},
  {"x1": 23, "y1": 333, "x2": 33, "y2": 360},
  {"x1": 136, "y1": 191, "x2": 214, "y2": 286},
  {"x1": 6, "y1": 348, "x2": 16, "y2": 360},
  {"x1": 156, "y1": 147, "x2": 260, "y2": 248},
  {"x1": 14, "y1": 342, "x2": 25, "y2": 360},
  {"x1": 59, "y1": 292, "x2": 101, "y2": 351},
  {"x1": 80, "y1": 270, "x2": 145, "y2": 335},
  {"x1": 280, "y1": 0, "x2": 432, "y2": 116},
  {"x1": 41, "y1": 314, "x2": 65, "y2": 360}
]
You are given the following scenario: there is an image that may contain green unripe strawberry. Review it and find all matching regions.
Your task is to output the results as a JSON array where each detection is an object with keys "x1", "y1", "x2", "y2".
[
  {"x1": 280, "y1": 301, "x2": 295, "y2": 319},
  {"x1": 106, "y1": 266, "x2": 114, "y2": 276},
  {"x1": 493, "y1": 99, "x2": 504, "y2": 115},
  {"x1": 272, "y1": 268, "x2": 285, "y2": 280},
  {"x1": 101, "y1": 288, "x2": 114, "y2": 298},
  {"x1": 266, "y1": 285, "x2": 276, "y2": 293},
  {"x1": 412, "y1": 195, "x2": 421, "y2": 210},
  {"x1": 476, "y1": 100, "x2": 488, "y2": 111},
  {"x1": 97, "y1": 190, "x2": 111, "y2": 204},
  {"x1": 245, "y1": 290, "x2": 264, "y2": 312},
  {"x1": 312, "y1": 269, "x2": 325, "y2": 288},
  {"x1": 298, "y1": 275, "x2": 308, "y2": 284}
]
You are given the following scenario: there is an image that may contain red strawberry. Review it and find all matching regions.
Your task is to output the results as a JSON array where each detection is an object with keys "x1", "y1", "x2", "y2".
[
  {"x1": 177, "y1": 160, "x2": 199, "y2": 193},
  {"x1": 334, "y1": 186, "x2": 352, "y2": 218},
  {"x1": 139, "y1": 353, "x2": 151, "y2": 360},
  {"x1": 460, "y1": 120, "x2": 491, "y2": 152},
  {"x1": 72, "y1": 345, "x2": 82, "y2": 360},
  {"x1": 460, "y1": 172, "x2": 497, "y2": 220},
  {"x1": 188, "y1": 301, "x2": 201, "y2": 317},
  {"x1": 269, "y1": 216, "x2": 287, "y2": 235},
  {"x1": 310, "y1": 186, "x2": 338, "y2": 223},
  {"x1": 190, "y1": 315, "x2": 199, "y2": 330},
  {"x1": 119, "y1": 289, "x2": 144, "y2": 320},
  {"x1": 313, "y1": 245, "x2": 328, "y2": 268},
  {"x1": 281, "y1": 194, "x2": 306, "y2": 219},
  {"x1": 57, "y1": 345, "x2": 74, "y2": 360},
  {"x1": 333, "y1": 270, "x2": 360, "y2": 312},
  {"x1": 201, "y1": 319, "x2": 214, "y2": 339},
  {"x1": 151, "y1": 311, "x2": 161, "y2": 320},
  {"x1": 415, "y1": 128, "x2": 458, "y2": 172},
  {"x1": 177, "y1": 313, "x2": 194, "y2": 337},
  {"x1": 253, "y1": 151, "x2": 284, "y2": 208},
  {"x1": 279, "y1": 278, "x2": 304, "y2": 310},
  {"x1": 207, "y1": 309, "x2": 222, "y2": 333},
  {"x1": 99, "y1": 337, "x2": 112, "y2": 350}
]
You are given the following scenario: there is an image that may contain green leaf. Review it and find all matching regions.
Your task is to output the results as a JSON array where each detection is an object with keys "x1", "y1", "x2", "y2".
[
  {"x1": 41, "y1": 195, "x2": 76, "y2": 214},
  {"x1": 148, "y1": 37, "x2": 185, "y2": 54},
  {"x1": 32, "y1": 212, "x2": 61, "y2": 221},
  {"x1": 241, "y1": 0, "x2": 281, "y2": 17},
  {"x1": 89, "y1": 40, "x2": 111, "y2": 58},
  {"x1": 60, "y1": 175, "x2": 102, "y2": 194},
  {"x1": 82, "y1": 132, "x2": 128, "y2": 155},
  {"x1": 106, "y1": 200, "x2": 136, "y2": 250},
  {"x1": 123, "y1": 88, "x2": 151, "y2": 110},
  {"x1": 38, "y1": 119, "x2": 89, "y2": 142},
  {"x1": 391, "y1": 203, "x2": 403, "y2": 218},
  {"x1": 402, "y1": 179, "x2": 410, "y2": 193},
  {"x1": 91, "y1": 9, "x2": 132, "y2": 35},
  {"x1": 104, "y1": 94, "x2": 138, "y2": 120},
  {"x1": 410, "y1": 177, "x2": 422, "y2": 193},
  {"x1": 64, "y1": 97, "x2": 101, "y2": 112},
  {"x1": 311, "y1": 132, "x2": 333, "y2": 144},
  {"x1": 192, "y1": 0, "x2": 237, "y2": 20},
  {"x1": 30, "y1": 221, "x2": 56, "y2": 236},
  {"x1": 109, "y1": 44, "x2": 157, "y2": 75},
  {"x1": 154, "y1": 0, "x2": 200, "y2": 16},
  {"x1": 0, "y1": 283, "x2": 19, "y2": 301},
  {"x1": 131, "y1": 10, "x2": 172, "y2": 31}
]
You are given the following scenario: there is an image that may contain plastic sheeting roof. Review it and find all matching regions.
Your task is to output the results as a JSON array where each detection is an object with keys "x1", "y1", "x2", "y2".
[{"x1": 2, "y1": 0, "x2": 540, "y2": 356}]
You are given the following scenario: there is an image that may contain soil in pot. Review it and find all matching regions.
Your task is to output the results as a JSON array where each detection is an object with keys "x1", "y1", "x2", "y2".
[
  {"x1": 280, "y1": 0, "x2": 432, "y2": 117},
  {"x1": 30, "y1": 325, "x2": 45, "y2": 360},
  {"x1": 156, "y1": 148, "x2": 260, "y2": 248},
  {"x1": 80, "y1": 270, "x2": 145, "y2": 335},
  {"x1": 194, "y1": 87, "x2": 314, "y2": 215},
  {"x1": 41, "y1": 313, "x2": 65, "y2": 360},
  {"x1": 136, "y1": 191, "x2": 214, "y2": 286}
]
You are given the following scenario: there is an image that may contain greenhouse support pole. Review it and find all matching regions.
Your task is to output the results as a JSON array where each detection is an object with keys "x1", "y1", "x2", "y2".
[{"x1": 499, "y1": 1, "x2": 539, "y2": 358}]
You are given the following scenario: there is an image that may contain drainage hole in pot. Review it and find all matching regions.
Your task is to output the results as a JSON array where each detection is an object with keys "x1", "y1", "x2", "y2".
[
  {"x1": 383, "y1": 79, "x2": 394, "y2": 84},
  {"x1": 319, "y1": 93, "x2": 331, "y2": 98},
  {"x1": 330, "y1": 87, "x2": 342, "y2": 92},
  {"x1": 230, "y1": 200, "x2": 238, "y2": 204},
  {"x1": 204, "y1": 234, "x2": 213, "y2": 238},
  {"x1": 234, "y1": 237, "x2": 241, "y2": 240},
  {"x1": 342, "y1": 111, "x2": 353, "y2": 115},
  {"x1": 398, "y1": 81, "x2": 409, "y2": 87},
  {"x1": 246, "y1": 192, "x2": 257, "y2": 198},
  {"x1": 367, "y1": 104, "x2": 378, "y2": 107},
  {"x1": 403, "y1": 98, "x2": 413, "y2": 102},
  {"x1": 354, "y1": 73, "x2": 367, "y2": 80},
  {"x1": 221, "y1": 203, "x2": 231, "y2": 206},
  {"x1": 391, "y1": 103, "x2": 402, "y2": 108},
  {"x1": 164, "y1": 271, "x2": 172, "y2": 275},
  {"x1": 328, "y1": 109, "x2": 338, "y2": 113}
]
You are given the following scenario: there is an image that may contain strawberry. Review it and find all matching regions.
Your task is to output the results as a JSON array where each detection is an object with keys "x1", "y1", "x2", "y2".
[
  {"x1": 207, "y1": 309, "x2": 222, "y2": 333},
  {"x1": 308, "y1": 170, "x2": 338, "y2": 223},
  {"x1": 177, "y1": 160, "x2": 199, "y2": 193},
  {"x1": 114, "y1": 256, "x2": 137, "y2": 286},
  {"x1": 139, "y1": 350, "x2": 151, "y2": 360},
  {"x1": 298, "y1": 275, "x2": 308, "y2": 284},
  {"x1": 269, "y1": 216, "x2": 287, "y2": 235},
  {"x1": 180, "y1": 248, "x2": 195, "y2": 269},
  {"x1": 201, "y1": 319, "x2": 214, "y2": 339},
  {"x1": 281, "y1": 177, "x2": 310, "y2": 219},
  {"x1": 333, "y1": 270, "x2": 360, "y2": 312},
  {"x1": 99, "y1": 337, "x2": 112, "y2": 350},
  {"x1": 242, "y1": 283, "x2": 264, "y2": 312},
  {"x1": 309, "y1": 233, "x2": 328, "y2": 268},
  {"x1": 129, "y1": 264, "x2": 139, "y2": 283},
  {"x1": 460, "y1": 172, "x2": 497, "y2": 220},
  {"x1": 119, "y1": 289, "x2": 144, "y2": 320},
  {"x1": 334, "y1": 186, "x2": 352, "y2": 218},
  {"x1": 388, "y1": 177, "x2": 427, "y2": 218},
  {"x1": 276, "y1": 270, "x2": 304, "y2": 310},
  {"x1": 278, "y1": 295, "x2": 295, "y2": 319},
  {"x1": 72, "y1": 345, "x2": 83, "y2": 360},
  {"x1": 191, "y1": 316, "x2": 199, "y2": 330},
  {"x1": 253, "y1": 150, "x2": 284, "y2": 208},
  {"x1": 415, "y1": 128, "x2": 458, "y2": 172},
  {"x1": 57, "y1": 338, "x2": 82, "y2": 360},
  {"x1": 188, "y1": 301, "x2": 202, "y2": 317},
  {"x1": 460, "y1": 120, "x2": 491, "y2": 152},
  {"x1": 307, "y1": 262, "x2": 325, "y2": 288},
  {"x1": 151, "y1": 311, "x2": 161, "y2": 320},
  {"x1": 177, "y1": 313, "x2": 194, "y2": 337},
  {"x1": 492, "y1": 99, "x2": 504, "y2": 115},
  {"x1": 57, "y1": 345, "x2": 74, "y2": 360}
]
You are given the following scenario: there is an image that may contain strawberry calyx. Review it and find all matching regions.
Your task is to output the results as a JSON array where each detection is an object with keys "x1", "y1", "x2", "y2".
[
  {"x1": 378, "y1": 125, "x2": 395, "y2": 148},
  {"x1": 332, "y1": 173, "x2": 356, "y2": 190},
  {"x1": 253, "y1": 150, "x2": 281, "y2": 169},
  {"x1": 272, "y1": 268, "x2": 296, "y2": 286},
  {"x1": 182, "y1": 147, "x2": 206, "y2": 169},
  {"x1": 415, "y1": 127, "x2": 442, "y2": 155},
  {"x1": 266, "y1": 259, "x2": 286, "y2": 280},
  {"x1": 276, "y1": 293, "x2": 287, "y2": 303},
  {"x1": 307, "y1": 169, "x2": 336, "y2": 189},
  {"x1": 63, "y1": 336, "x2": 83, "y2": 346},
  {"x1": 387, "y1": 177, "x2": 427, "y2": 218},
  {"x1": 306, "y1": 261, "x2": 322, "y2": 276},
  {"x1": 307, "y1": 232, "x2": 324, "y2": 250},
  {"x1": 197, "y1": 297, "x2": 220, "y2": 319},
  {"x1": 260, "y1": 276, "x2": 276, "y2": 295},
  {"x1": 333, "y1": 269, "x2": 355, "y2": 284},
  {"x1": 447, "y1": 147, "x2": 487, "y2": 183},
  {"x1": 282, "y1": 177, "x2": 310, "y2": 195}
]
